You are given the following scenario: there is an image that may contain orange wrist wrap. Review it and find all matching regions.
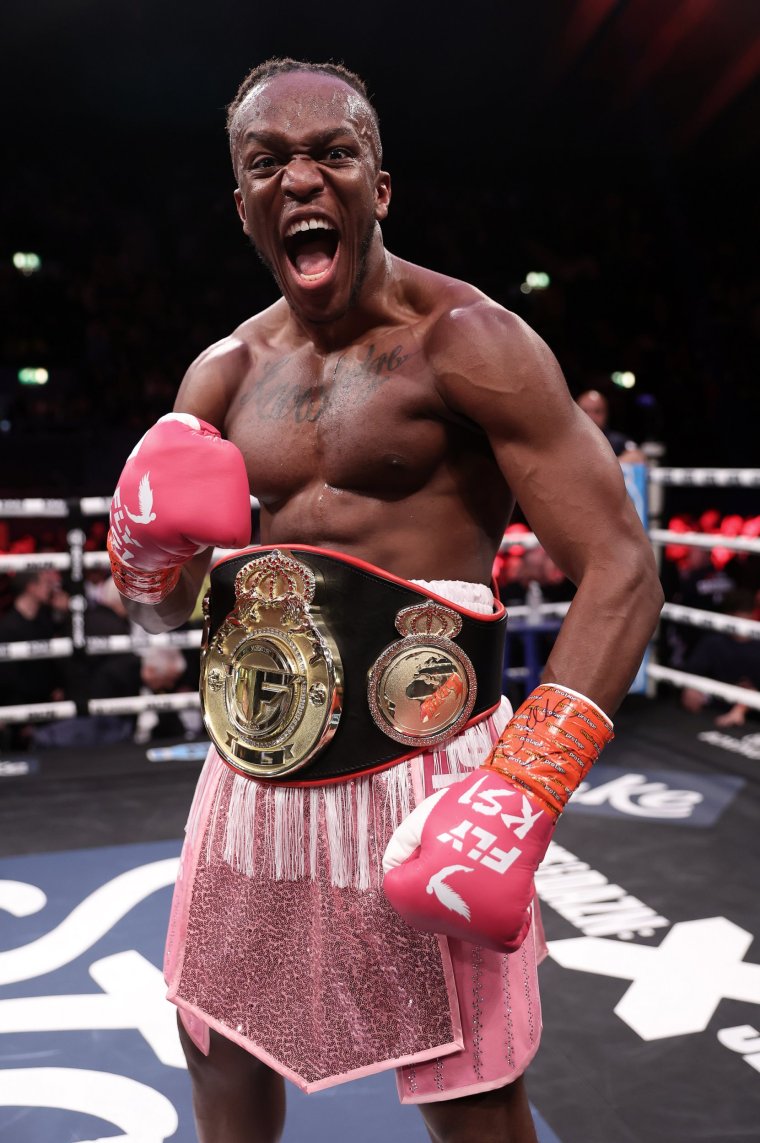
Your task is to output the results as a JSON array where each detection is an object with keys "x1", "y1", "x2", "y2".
[
  {"x1": 483, "y1": 684, "x2": 613, "y2": 819},
  {"x1": 107, "y1": 531, "x2": 181, "y2": 605}
]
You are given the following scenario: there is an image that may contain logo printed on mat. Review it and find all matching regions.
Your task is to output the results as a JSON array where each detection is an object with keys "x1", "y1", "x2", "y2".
[{"x1": 568, "y1": 765, "x2": 743, "y2": 825}]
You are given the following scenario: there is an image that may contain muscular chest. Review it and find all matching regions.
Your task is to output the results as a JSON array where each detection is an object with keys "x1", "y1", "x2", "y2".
[{"x1": 226, "y1": 339, "x2": 447, "y2": 501}]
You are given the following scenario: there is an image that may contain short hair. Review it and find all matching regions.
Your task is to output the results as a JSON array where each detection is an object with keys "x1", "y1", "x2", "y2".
[
  {"x1": 226, "y1": 57, "x2": 382, "y2": 167},
  {"x1": 10, "y1": 570, "x2": 44, "y2": 599}
]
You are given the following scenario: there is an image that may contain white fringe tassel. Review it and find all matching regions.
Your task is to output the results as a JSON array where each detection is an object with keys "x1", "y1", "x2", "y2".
[
  {"x1": 274, "y1": 786, "x2": 305, "y2": 881},
  {"x1": 223, "y1": 776, "x2": 258, "y2": 876},
  {"x1": 205, "y1": 700, "x2": 511, "y2": 890}
]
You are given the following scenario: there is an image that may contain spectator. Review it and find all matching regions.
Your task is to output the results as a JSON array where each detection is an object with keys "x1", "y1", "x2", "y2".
[
  {"x1": 663, "y1": 545, "x2": 737, "y2": 667},
  {"x1": 92, "y1": 644, "x2": 200, "y2": 744},
  {"x1": 0, "y1": 569, "x2": 69, "y2": 749},
  {"x1": 576, "y1": 388, "x2": 646, "y2": 463},
  {"x1": 680, "y1": 589, "x2": 760, "y2": 727},
  {"x1": 65, "y1": 574, "x2": 134, "y2": 706}
]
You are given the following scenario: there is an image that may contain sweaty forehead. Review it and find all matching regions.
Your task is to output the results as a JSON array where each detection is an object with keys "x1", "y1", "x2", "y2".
[{"x1": 231, "y1": 72, "x2": 377, "y2": 157}]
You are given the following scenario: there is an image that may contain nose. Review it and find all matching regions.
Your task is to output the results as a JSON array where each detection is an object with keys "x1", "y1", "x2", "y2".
[{"x1": 281, "y1": 156, "x2": 324, "y2": 199}]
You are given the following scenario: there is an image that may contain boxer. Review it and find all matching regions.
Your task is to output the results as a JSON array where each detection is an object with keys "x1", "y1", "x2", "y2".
[{"x1": 109, "y1": 59, "x2": 662, "y2": 1143}]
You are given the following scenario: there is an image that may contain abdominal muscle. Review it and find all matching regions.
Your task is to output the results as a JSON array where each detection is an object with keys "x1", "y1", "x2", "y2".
[{"x1": 258, "y1": 481, "x2": 505, "y2": 585}]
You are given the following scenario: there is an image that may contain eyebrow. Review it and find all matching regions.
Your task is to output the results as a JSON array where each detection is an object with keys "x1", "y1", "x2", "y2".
[{"x1": 240, "y1": 126, "x2": 357, "y2": 150}]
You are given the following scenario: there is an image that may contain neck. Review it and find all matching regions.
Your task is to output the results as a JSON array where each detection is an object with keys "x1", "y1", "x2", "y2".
[{"x1": 289, "y1": 241, "x2": 399, "y2": 352}]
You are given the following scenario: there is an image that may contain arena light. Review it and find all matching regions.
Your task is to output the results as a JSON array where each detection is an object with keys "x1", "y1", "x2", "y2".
[
  {"x1": 520, "y1": 271, "x2": 551, "y2": 294},
  {"x1": 12, "y1": 252, "x2": 41, "y2": 275},
  {"x1": 611, "y1": 370, "x2": 636, "y2": 389},
  {"x1": 18, "y1": 367, "x2": 49, "y2": 385}
]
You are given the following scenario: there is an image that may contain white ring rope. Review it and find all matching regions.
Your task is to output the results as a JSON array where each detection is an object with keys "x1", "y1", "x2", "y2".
[
  {"x1": 647, "y1": 664, "x2": 760, "y2": 711},
  {"x1": 0, "y1": 499, "x2": 72, "y2": 518},
  {"x1": 0, "y1": 629, "x2": 202, "y2": 662},
  {"x1": 0, "y1": 551, "x2": 111, "y2": 573},
  {"x1": 86, "y1": 629, "x2": 201, "y2": 654},
  {"x1": 496, "y1": 531, "x2": 760, "y2": 556},
  {"x1": 506, "y1": 602, "x2": 571, "y2": 619},
  {"x1": 0, "y1": 691, "x2": 200, "y2": 725},
  {"x1": 89, "y1": 691, "x2": 200, "y2": 717},
  {"x1": 649, "y1": 529, "x2": 760, "y2": 554},
  {"x1": 498, "y1": 534, "x2": 542, "y2": 551},
  {"x1": 0, "y1": 700, "x2": 78, "y2": 723},
  {"x1": 0, "y1": 495, "x2": 261, "y2": 519},
  {"x1": 648, "y1": 467, "x2": 760, "y2": 487},
  {"x1": 660, "y1": 603, "x2": 760, "y2": 641},
  {"x1": 0, "y1": 637, "x2": 74, "y2": 662}
]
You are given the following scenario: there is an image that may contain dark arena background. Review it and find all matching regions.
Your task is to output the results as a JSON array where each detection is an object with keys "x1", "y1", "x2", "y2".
[{"x1": 1, "y1": 2, "x2": 759, "y2": 1141}]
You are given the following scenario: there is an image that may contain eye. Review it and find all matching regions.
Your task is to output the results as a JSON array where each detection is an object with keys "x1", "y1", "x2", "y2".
[
  {"x1": 250, "y1": 155, "x2": 278, "y2": 172},
  {"x1": 325, "y1": 147, "x2": 352, "y2": 161}
]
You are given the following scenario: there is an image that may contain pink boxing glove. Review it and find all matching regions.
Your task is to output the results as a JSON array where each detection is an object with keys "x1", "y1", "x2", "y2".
[
  {"x1": 383, "y1": 684, "x2": 613, "y2": 953},
  {"x1": 108, "y1": 413, "x2": 251, "y2": 604}
]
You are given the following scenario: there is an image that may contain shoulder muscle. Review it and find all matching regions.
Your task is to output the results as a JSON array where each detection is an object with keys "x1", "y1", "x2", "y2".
[{"x1": 174, "y1": 336, "x2": 254, "y2": 433}]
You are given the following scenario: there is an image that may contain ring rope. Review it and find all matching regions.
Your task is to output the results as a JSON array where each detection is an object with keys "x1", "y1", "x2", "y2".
[
  {"x1": 0, "y1": 690, "x2": 201, "y2": 725},
  {"x1": 647, "y1": 664, "x2": 760, "y2": 711},
  {"x1": 0, "y1": 495, "x2": 261, "y2": 519},
  {"x1": 660, "y1": 603, "x2": 760, "y2": 641},
  {"x1": 0, "y1": 636, "x2": 74, "y2": 662},
  {"x1": 648, "y1": 529, "x2": 760, "y2": 554},
  {"x1": 648, "y1": 467, "x2": 760, "y2": 488},
  {"x1": 497, "y1": 532, "x2": 760, "y2": 556},
  {"x1": 0, "y1": 629, "x2": 202, "y2": 662},
  {"x1": 0, "y1": 552, "x2": 111, "y2": 573},
  {"x1": 506, "y1": 602, "x2": 571, "y2": 619}
]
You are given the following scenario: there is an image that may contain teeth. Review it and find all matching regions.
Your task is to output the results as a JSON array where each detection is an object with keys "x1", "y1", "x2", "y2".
[{"x1": 285, "y1": 217, "x2": 333, "y2": 238}]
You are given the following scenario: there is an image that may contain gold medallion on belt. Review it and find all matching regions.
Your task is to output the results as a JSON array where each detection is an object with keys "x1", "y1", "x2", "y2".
[
  {"x1": 367, "y1": 599, "x2": 477, "y2": 747},
  {"x1": 200, "y1": 550, "x2": 342, "y2": 779}
]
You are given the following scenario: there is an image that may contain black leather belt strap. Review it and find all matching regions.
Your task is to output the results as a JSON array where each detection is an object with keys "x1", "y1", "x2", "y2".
[{"x1": 205, "y1": 546, "x2": 508, "y2": 784}]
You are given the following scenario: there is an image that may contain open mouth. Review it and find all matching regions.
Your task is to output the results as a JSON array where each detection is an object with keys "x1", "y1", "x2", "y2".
[{"x1": 283, "y1": 218, "x2": 340, "y2": 283}]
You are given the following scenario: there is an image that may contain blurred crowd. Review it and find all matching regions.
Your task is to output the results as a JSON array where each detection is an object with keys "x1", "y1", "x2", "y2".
[
  {"x1": 0, "y1": 564, "x2": 203, "y2": 752},
  {"x1": 1, "y1": 155, "x2": 758, "y2": 497}
]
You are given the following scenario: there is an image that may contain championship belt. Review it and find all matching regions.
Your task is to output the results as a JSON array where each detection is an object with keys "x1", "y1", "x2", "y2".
[{"x1": 200, "y1": 546, "x2": 507, "y2": 785}]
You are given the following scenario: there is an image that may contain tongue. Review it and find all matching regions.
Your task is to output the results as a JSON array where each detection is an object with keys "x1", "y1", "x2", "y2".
[{"x1": 294, "y1": 237, "x2": 334, "y2": 278}]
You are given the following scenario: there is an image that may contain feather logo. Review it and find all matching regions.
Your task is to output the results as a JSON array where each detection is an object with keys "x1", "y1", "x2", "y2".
[
  {"x1": 124, "y1": 473, "x2": 157, "y2": 525},
  {"x1": 426, "y1": 865, "x2": 474, "y2": 921}
]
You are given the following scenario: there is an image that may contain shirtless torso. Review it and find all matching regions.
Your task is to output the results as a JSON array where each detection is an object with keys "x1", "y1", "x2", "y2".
[{"x1": 176, "y1": 262, "x2": 515, "y2": 582}]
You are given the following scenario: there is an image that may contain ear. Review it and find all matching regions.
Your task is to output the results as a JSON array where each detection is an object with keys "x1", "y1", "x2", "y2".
[
  {"x1": 234, "y1": 188, "x2": 250, "y2": 235},
  {"x1": 374, "y1": 170, "x2": 391, "y2": 221}
]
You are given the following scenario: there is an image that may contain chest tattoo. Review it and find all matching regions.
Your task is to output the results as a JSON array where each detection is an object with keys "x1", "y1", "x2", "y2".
[{"x1": 240, "y1": 344, "x2": 418, "y2": 423}]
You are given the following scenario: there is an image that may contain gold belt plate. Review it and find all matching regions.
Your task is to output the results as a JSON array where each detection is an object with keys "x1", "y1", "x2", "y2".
[
  {"x1": 200, "y1": 550, "x2": 342, "y2": 779},
  {"x1": 367, "y1": 600, "x2": 476, "y2": 747}
]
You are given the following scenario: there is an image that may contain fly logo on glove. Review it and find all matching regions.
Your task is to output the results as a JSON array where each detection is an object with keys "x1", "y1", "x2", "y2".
[
  {"x1": 455, "y1": 773, "x2": 544, "y2": 836},
  {"x1": 110, "y1": 479, "x2": 155, "y2": 565},
  {"x1": 383, "y1": 684, "x2": 613, "y2": 953}
]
